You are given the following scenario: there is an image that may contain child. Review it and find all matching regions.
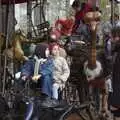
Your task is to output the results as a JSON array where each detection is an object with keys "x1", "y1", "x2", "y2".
[
  {"x1": 21, "y1": 43, "x2": 53, "y2": 97},
  {"x1": 49, "y1": 43, "x2": 70, "y2": 99}
]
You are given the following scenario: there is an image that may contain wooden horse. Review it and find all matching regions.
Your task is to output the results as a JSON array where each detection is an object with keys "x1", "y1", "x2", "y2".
[
  {"x1": 3, "y1": 29, "x2": 29, "y2": 61},
  {"x1": 83, "y1": 11, "x2": 109, "y2": 115}
]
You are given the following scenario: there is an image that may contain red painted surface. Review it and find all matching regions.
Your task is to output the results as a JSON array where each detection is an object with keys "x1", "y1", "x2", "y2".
[{"x1": 89, "y1": 78, "x2": 105, "y2": 88}]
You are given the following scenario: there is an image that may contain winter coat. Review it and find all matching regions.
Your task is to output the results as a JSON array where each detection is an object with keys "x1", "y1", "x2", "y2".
[
  {"x1": 21, "y1": 57, "x2": 54, "y2": 97},
  {"x1": 21, "y1": 57, "x2": 53, "y2": 80},
  {"x1": 72, "y1": 3, "x2": 92, "y2": 33},
  {"x1": 52, "y1": 56, "x2": 70, "y2": 88}
]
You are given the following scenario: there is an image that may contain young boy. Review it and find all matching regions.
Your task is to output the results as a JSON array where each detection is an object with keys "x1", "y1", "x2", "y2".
[{"x1": 21, "y1": 43, "x2": 53, "y2": 97}]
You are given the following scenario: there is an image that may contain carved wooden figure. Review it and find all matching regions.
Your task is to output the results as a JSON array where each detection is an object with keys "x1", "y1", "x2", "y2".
[
  {"x1": 83, "y1": 10, "x2": 109, "y2": 116},
  {"x1": 3, "y1": 29, "x2": 28, "y2": 61}
]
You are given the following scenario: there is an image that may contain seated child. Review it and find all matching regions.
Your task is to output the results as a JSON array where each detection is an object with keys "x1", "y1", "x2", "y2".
[
  {"x1": 21, "y1": 43, "x2": 53, "y2": 97},
  {"x1": 49, "y1": 43, "x2": 70, "y2": 99}
]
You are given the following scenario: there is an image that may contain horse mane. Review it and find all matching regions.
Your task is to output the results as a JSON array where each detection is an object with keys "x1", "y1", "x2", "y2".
[{"x1": 10, "y1": 29, "x2": 25, "y2": 47}]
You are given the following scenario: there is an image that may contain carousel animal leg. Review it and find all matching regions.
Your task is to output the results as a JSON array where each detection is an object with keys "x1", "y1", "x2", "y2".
[
  {"x1": 89, "y1": 85, "x2": 100, "y2": 113},
  {"x1": 101, "y1": 86, "x2": 109, "y2": 117},
  {"x1": 93, "y1": 87, "x2": 100, "y2": 112}
]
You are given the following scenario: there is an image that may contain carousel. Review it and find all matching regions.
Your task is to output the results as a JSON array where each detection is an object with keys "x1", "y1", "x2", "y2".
[{"x1": 0, "y1": 0, "x2": 116, "y2": 120}]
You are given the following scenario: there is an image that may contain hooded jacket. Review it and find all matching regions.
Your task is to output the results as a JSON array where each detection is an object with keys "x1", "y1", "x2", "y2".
[{"x1": 21, "y1": 43, "x2": 53, "y2": 80}]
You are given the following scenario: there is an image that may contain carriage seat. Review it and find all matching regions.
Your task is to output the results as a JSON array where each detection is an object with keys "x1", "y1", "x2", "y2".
[
  {"x1": 27, "y1": 97, "x2": 73, "y2": 120},
  {"x1": 34, "y1": 96, "x2": 68, "y2": 110}
]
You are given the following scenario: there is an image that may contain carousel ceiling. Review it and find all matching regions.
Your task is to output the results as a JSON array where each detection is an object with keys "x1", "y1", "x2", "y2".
[{"x1": 1, "y1": 0, "x2": 34, "y2": 4}]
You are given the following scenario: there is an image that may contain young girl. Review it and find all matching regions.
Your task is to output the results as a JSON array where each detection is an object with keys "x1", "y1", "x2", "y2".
[{"x1": 49, "y1": 43, "x2": 70, "y2": 99}]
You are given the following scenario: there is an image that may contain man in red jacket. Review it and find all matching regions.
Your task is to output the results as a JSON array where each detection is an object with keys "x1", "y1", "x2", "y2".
[{"x1": 72, "y1": 1, "x2": 92, "y2": 33}]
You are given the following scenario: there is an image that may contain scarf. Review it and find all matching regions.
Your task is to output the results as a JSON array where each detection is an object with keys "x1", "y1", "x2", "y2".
[{"x1": 34, "y1": 55, "x2": 47, "y2": 76}]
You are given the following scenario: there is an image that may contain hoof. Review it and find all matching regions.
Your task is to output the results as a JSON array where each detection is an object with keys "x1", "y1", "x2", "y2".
[{"x1": 99, "y1": 110, "x2": 111, "y2": 120}]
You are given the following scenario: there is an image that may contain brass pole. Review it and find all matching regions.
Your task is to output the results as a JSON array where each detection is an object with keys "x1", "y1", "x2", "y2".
[{"x1": 111, "y1": 0, "x2": 115, "y2": 26}]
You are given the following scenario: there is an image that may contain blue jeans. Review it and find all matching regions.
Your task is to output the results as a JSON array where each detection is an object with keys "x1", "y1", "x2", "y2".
[
  {"x1": 41, "y1": 75, "x2": 52, "y2": 97},
  {"x1": 52, "y1": 83, "x2": 60, "y2": 99}
]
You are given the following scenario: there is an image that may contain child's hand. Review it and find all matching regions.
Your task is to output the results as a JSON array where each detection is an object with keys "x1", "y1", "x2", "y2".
[
  {"x1": 32, "y1": 74, "x2": 41, "y2": 82},
  {"x1": 21, "y1": 76, "x2": 27, "y2": 81}
]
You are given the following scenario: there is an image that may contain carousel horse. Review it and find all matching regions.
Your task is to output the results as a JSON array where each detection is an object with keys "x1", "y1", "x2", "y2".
[
  {"x1": 83, "y1": 10, "x2": 111, "y2": 116},
  {"x1": 3, "y1": 29, "x2": 29, "y2": 62}
]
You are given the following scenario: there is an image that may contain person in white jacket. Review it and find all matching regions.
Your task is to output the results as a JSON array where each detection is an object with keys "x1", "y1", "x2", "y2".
[{"x1": 49, "y1": 43, "x2": 70, "y2": 99}]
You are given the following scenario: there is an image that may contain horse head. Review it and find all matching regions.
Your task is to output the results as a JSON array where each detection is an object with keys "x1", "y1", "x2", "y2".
[
  {"x1": 11, "y1": 29, "x2": 28, "y2": 47},
  {"x1": 4, "y1": 29, "x2": 29, "y2": 61},
  {"x1": 84, "y1": 11, "x2": 101, "y2": 32}
]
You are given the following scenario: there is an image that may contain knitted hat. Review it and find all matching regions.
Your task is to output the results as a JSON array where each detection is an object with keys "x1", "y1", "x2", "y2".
[
  {"x1": 34, "y1": 43, "x2": 49, "y2": 58},
  {"x1": 49, "y1": 42, "x2": 59, "y2": 52}
]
